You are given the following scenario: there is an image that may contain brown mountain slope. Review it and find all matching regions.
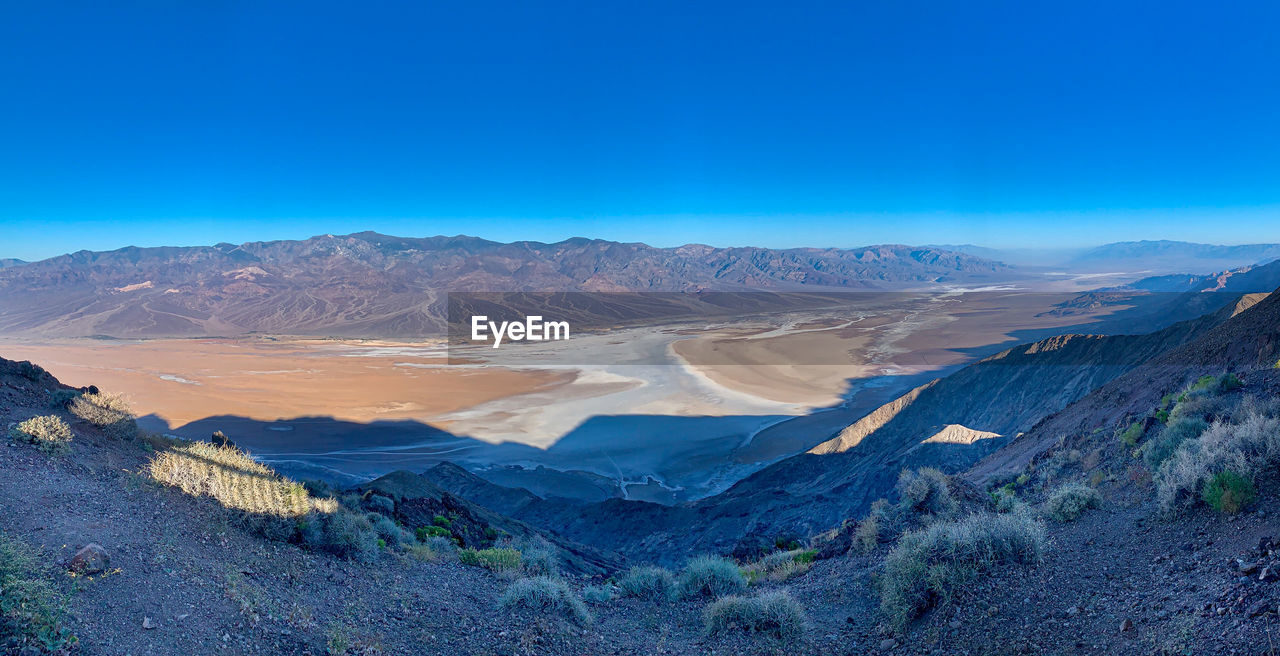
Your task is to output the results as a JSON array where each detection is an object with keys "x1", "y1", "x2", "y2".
[{"x1": 0, "y1": 233, "x2": 1009, "y2": 337}]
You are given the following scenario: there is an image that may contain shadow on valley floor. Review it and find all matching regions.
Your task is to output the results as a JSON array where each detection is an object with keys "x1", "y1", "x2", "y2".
[{"x1": 137, "y1": 368, "x2": 946, "y2": 505}]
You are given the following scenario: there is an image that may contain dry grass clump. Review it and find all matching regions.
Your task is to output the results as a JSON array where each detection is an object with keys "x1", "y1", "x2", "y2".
[
  {"x1": 677, "y1": 555, "x2": 747, "y2": 599},
  {"x1": 499, "y1": 576, "x2": 592, "y2": 626},
  {"x1": 880, "y1": 512, "x2": 1046, "y2": 629},
  {"x1": 149, "y1": 441, "x2": 334, "y2": 519},
  {"x1": 742, "y1": 549, "x2": 816, "y2": 583},
  {"x1": 1155, "y1": 407, "x2": 1280, "y2": 514},
  {"x1": 10, "y1": 415, "x2": 74, "y2": 454},
  {"x1": 69, "y1": 392, "x2": 137, "y2": 439},
  {"x1": 581, "y1": 583, "x2": 617, "y2": 604},
  {"x1": 1044, "y1": 483, "x2": 1102, "y2": 522},
  {"x1": 1141, "y1": 417, "x2": 1208, "y2": 471},
  {"x1": 619, "y1": 565, "x2": 676, "y2": 600},
  {"x1": 897, "y1": 467, "x2": 957, "y2": 518},
  {"x1": 704, "y1": 590, "x2": 806, "y2": 640},
  {"x1": 458, "y1": 547, "x2": 522, "y2": 574}
]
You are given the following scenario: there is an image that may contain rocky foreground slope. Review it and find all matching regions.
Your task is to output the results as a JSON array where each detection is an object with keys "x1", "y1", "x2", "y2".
[{"x1": 3, "y1": 288, "x2": 1280, "y2": 654}]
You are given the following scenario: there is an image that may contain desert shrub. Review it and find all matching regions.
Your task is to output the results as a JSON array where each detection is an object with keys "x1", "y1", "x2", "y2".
[
  {"x1": 46, "y1": 389, "x2": 80, "y2": 409},
  {"x1": 367, "y1": 513, "x2": 413, "y2": 548},
  {"x1": 416, "y1": 525, "x2": 451, "y2": 541},
  {"x1": 68, "y1": 392, "x2": 137, "y2": 439},
  {"x1": 364, "y1": 494, "x2": 394, "y2": 515},
  {"x1": 581, "y1": 584, "x2": 617, "y2": 604},
  {"x1": 619, "y1": 566, "x2": 676, "y2": 600},
  {"x1": 990, "y1": 485, "x2": 1027, "y2": 514},
  {"x1": 1142, "y1": 417, "x2": 1208, "y2": 471},
  {"x1": 149, "y1": 441, "x2": 334, "y2": 519},
  {"x1": 10, "y1": 415, "x2": 74, "y2": 454},
  {"x1": 316, "y1": 510, "x2": 379, "y2": 562},
  {"x1": 856, "y1": 501, "x2": 887, "y2": 551},
  {"x1": 406, "y1": 536, "x2": 456, "y2": 563},
  {"x1": 1155, "y1": 409, "x2": 1280, "y2": 513},
  {"x1": 520, "y1": 546, "x2": 559, "y2": 577},
  {"x1": 704, "y1": 590, "x2": 806, "y2": 640},
  {"x1": 896, "y1": 468, "x2": 957, "y2": 518},
  {"x1": 678, "y1": 555, "x2": 747, "y2": 599},
  {"x1": 742, "y1": 549, "x2": 817, "y2": 583},
  {"x1": 880, "y1": 512, "x2": 1047, "y2": 629},
  {"x1": 432, "y1": 515, "x2": 452, "y2": 528},
  {"x1": 499, "y1": 576, "x2": 591, "y2": 626},
  {"x1": 1202, "y1": 471, "x2": 1257, "y2": 514},
  {"x1": 1044, "y1": 483, "x2": 1102, "y2": 522},
  {"x1": 1117, "y1": 421, "x2": 1145, "y2": 447},
  {"x1": 458, "y1": 547, "x2": 522, "y2": 573},
  {"x1": 0, "y1": 532, "x2": 76, "y2": 652}
]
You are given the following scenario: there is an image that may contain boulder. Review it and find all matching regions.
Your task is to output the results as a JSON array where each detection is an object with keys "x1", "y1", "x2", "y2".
[{"x1": 67, "y1": 543, "x2": 109, "y2": 574}]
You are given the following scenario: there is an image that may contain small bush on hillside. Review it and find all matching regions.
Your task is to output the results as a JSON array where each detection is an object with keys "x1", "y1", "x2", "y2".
[
  {"x1": 856, "y1": 500, "x2": 888, "y2": 551},
  {"x1": 0, "y1": 532, "x2": 76, "y2": 652},
  {"x1": 1202, "y1": 471, "x2": 1256, "y2": 514},
  {"x1": 499, "y1": 576, "x2": 591, "y2": 626},
  {"x1": 10, "y1": 415, "x2": 74, "y2": 454},
  {"x1": 149, "y1": 441, "x2": 334, "y2": 519},
  {"x1": 1155, "y1": 408, "x2": 1280, "y2": 513},
  {"x1": 897, "y1": 467, "x2": 957, "y2": 518},
  {"x1": 704, "y1": 590, "x2": 806, "y2": 640},
  {"x1": 367, "y1": 513, "x2": 413, "y2": 548},
  {"x1": 619, "y1": 566, "x2": 676, "y2": 600},
  {"x1": 1142, "y1": 417, "x2": 1208, "y2": 471},
  {"x1": 1117, "y1": 421, "x2": 1145, "y2": 447},
  {"x1": 520, "y1": 546, "x2": 559, "y2": 577},
  {"x1": 316, "y1": 510, "x2": 380, "y2": 562},
  {"x1": 406, "y1": 535, "x2": 456, "y2": 563},
  {"x1": 582, "y1": 584, "x2": 617, "y2": 604},
  {"x1": 69, "y1": 392, "x2": 137, "y2": 439},
  {"x1": 458, "y1": 547, "x2": 522, "y2": 573},
  {"x1": 990, "y1": 485, "x2": 1027, "y2": 514},
  {"x1": 47, "y1": 389, "x2": 80, "y2": 409},
  {"x1": 742, "y1": 549, "x2": 817, "y2": 583},
  {"x1": 880, "y1": 512, "x2": 1047, "y2": 629},
  {"x1": 416, "y1": 525, "x2": 451, "y2": 541},
  {"x1": 1044, "y1": 483, "x2": 1102, "y2": 522},
  {"x1": 678, "y1": 555, "x2": 747, "y2": 599}
]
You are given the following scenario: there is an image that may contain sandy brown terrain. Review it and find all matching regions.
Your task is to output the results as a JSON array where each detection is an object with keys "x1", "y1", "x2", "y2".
[{"x1": 0, "y1": 337, "x2": 573, "y2": 428}]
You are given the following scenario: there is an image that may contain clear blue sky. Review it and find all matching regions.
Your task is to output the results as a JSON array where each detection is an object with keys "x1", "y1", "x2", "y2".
[{"x1": 2, "y1": 1, "x2": 1278, "y2": 261}]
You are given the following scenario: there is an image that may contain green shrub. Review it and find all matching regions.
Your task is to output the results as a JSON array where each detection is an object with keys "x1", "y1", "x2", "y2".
[
  {"x1": 367, "y1": 513, "x2": 413, "y2": 548},
  {"x1": 47, "y1": 389, "x2": 80, "y2": 409},
  {"x1": 416, "y1": 525, "x2": 451, "y2": 541},
  {"x1": 10, "y1": 415, "x2": 74, "y2": 454},
  {"x1": 678, "y1": 555, "x2": 747, "y2": 599},
  {"x1": 880, "y1": 512, "x2": 1047, "y2": 629},
  {"x1": 704, "y1": 590, "x2": 806, "y2": 640},
  {"x1": 1202, "y1": 471, "x2": 1256, "y2": 514},
  {"x1": 1142, "y1": 417, "x2": 1208, "y2": 471},
  {"x1": 1117, "y1": 421, "x2": 1145, "y2": 447},
  {"x1": 458, "y1": 547, "x2": 521, "y2": 573},
  {"x1": 1156, "y1": 409, "x2": 1280, "y2": 513},
  {"x1": 0, "y1": 533, "x2": 76, "y2": 652},
  {"x1": 68, "y1": 392, "x2": 137, "y2": 439},
  {"x1": 618, "y1": 566, "x2": 676, "y2": 600},
  {"x1": 1044, "y1": 483, "x2": 1102, "y2": 522},
  {"x1": 990, "y1": 486, "x2": 1026, "y2": 514},
  {"x1": 432, "y1": 515, "x2": 451, "y2": 529},
  {"x1": 499, "y1": 576, "x2": 591, "y2": 626},
  {"x1": 581, "y1": 584, "x2": 616, "y2": 604}
]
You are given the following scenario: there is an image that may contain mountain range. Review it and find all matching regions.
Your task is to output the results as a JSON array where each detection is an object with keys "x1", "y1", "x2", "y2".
[{"x1": 0, "y1": 233, "x2": 1010, "y2": 338}]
